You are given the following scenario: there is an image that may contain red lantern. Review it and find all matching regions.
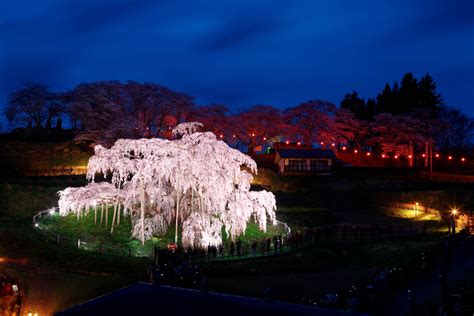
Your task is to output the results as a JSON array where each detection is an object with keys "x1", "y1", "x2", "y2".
[
  {"x1": 297, "y1": 141, "x2": 301, "y2": 146},
  {"x1": 354, "y1": 149, "x2": 358, "y2": 154},
  {"x1": 219, "y1": 134, "x2": 224, "y2": 139},
  {"x1": 435, "y1": 153, "x2": 440, "y2": 158},
  {"x1": 381, "y1": 154, "x2": 386, "y2": 158},
  {"x1": 366, "y1": 152, "x2": 371, "y2": 156},
  {"x1": 408, "y1": 155, "x2": 412, "y2": 159},
  {"x1": 461, "y1": 157, "x2": 466, "y2": 162},
  {"x1": 285, "y1": 141, "x2": 289, "y2": 145},
  {"x1": 422, "y1": 154, "x2": 426, "y2": 158},
  {"x1": 342, "y1": 146, "x2": 346, "y2": 151},
  {"x1": 448, "y1": 156, "x2": 452, "y2": 160},
  {"x1": 394, "y1": 155, "x2": 398, "y2": 159}
]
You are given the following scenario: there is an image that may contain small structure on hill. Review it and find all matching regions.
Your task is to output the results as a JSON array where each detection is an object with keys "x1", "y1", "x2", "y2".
[{"x1": 274, "y1": 149, "x2": 337, "y2": 175}]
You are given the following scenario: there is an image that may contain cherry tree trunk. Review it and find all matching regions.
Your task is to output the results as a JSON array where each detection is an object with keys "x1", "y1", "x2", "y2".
[
  {"x1": 175, "y1": 179, "x2": 180, "y2": 244},
  {"x1": 117, "y1": 203, "x2": 121, "y2": 226},
  {"x1": 105, "y1": 205, "x2": 108, "y2": 229},
  {"x1": 100, "y1": 204, "x2": 104, "y2": 228},
  {"x1": 140, "y1": 178, "x2": 145, "y2": 245},
  {"x1": 111, "y1": 202, "x2": 117, "y2": 234}
]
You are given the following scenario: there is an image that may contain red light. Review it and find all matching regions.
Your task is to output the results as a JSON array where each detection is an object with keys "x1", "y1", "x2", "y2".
[
  {"x1": 354, "y1": 150, "x2": 358, "y2": 154},
  {"x1": 263, "y1": 137, "x2": 267, "y2": 141},
  {"x1": 366, "y1": 152, "x2": 371, "y2": 156},
  {"x1": 381, "y1": 154, "x2": 386, "y2": 158},
  {"x1": 320, "y1": 142, "x2": 324, "y2": 145},
  {"x1": 342, "y1": 146, "x2": 346, "y2": 151},
  {"x1": 251, "y1": 133, "x2": 255, "y2": 137},
  {"x1": 331, "y1": 143, "x2": 335, "y2": 147},
  {"x1": 435, "y1": 154, "x2": 440, "y2": 158},
  {"x1": 408, "y1": 155, "x2": 412, "y2": 159},
  {"x1": 461, "y1": 157, "x2": 466, "y2": 162},
  {"x1": 422, "y1": 154, "x2": 426, "y2": 158},
  {"x1": 297, "y1": 141, "x2": 301, "y2": 145},
  {"x1": 219, "y1": 134, "x2": 224, "y2": 138},
  {"x1": 394, "y1": 155, "x2": 398, "y2": 159},
  {"x1": 285, "y1": 141, "x2": 289, "y2": 145},
  {"x1": 448, "y1": 156, "x2": 452, "y2": 160},
  {"x1": 232, "y1": 134, "x2": 236, "y2": 138}
]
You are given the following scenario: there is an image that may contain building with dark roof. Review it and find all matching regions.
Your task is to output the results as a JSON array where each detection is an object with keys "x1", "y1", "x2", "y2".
[
  {"x1": 56, "y1": 282, "x2": 365, "y2": 316},
  {"x1": 275, "y1": 149, "x2": 338, "y2": 175}
]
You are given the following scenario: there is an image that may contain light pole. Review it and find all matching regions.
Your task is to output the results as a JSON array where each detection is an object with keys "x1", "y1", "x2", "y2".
[
  {"x1": 451, "y1": 209, "x2": 458, "y2": 234},
  {"x1": 414, "y1": 202, "x2": 419, "y2": 219}
]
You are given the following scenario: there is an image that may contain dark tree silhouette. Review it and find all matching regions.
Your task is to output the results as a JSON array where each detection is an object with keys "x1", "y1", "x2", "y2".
[
  {"x1": 435, "y1": 106, "x2": 474, "y2": 153},
  {"x1": 340, "y1": 91, "x2": 374, "y2": 121},
  {"x1": 375, "y1": 73, "x2": 442, "y2": 116},
  {"x1": 67, "y1": 81, "x2": 194, "y2": 146},
  {"x1": 4, "y1": 82, "x2": 65, "y2": 129}
]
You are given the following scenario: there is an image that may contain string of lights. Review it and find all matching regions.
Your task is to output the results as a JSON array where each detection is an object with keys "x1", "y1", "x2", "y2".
[{"x1": 216, "y1": 133, "x2": 469, "y2": 162}]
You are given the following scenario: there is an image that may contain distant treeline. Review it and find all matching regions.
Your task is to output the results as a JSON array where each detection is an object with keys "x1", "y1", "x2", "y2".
[{"x1": 2, "y1": 73, "x2": 473, "y2": 157}]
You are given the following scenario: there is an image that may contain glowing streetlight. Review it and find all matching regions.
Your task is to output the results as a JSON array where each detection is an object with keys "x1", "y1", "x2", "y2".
[{"x1": 451, "y1": 208, "x2": 458, "y2": 234}]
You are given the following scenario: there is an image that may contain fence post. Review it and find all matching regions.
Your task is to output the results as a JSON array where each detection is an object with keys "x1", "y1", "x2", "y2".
[{"x1": 57, "y1": 234, "x2": 60, "y2": 244}]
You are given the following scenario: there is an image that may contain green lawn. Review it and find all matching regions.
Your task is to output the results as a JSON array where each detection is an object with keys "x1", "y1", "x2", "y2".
[{"x1": 38, "y1": 209, "x2": 287, "y2": 256}]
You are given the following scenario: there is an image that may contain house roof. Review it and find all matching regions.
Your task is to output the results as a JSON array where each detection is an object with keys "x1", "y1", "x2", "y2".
[
  {"x1": 56, "y1": 282, "x2": 363, "y2": 316},
  {"x1": 277, "y1": 149, "x2": 337, "y2": 159}
]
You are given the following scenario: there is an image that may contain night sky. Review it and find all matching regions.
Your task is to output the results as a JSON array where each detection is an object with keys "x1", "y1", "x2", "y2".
[{"x1": 1, "y1": 0, "x2": 473, "y2": 122}]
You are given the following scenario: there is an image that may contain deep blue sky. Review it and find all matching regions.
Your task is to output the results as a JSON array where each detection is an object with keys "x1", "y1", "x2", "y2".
[{"x1": 1, "y1": 0, "x2": 473, "y2": 125}]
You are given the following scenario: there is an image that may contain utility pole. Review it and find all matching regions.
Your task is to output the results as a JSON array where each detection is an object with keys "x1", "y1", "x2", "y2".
[{"x1": 429, "y1": 143, "x2": 433, "y2": 175}]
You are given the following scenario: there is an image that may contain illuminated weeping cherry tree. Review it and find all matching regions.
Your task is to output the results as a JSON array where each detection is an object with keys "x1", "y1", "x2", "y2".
[{"x1": 58, "y1": 122, "x2": 277, "y2": 248}]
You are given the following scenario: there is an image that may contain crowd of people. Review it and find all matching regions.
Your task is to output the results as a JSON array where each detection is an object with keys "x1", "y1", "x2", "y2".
[
  {"x1": 0, "y1": 273, "x2": 22, "y2": 316},
  {"x1": 189, "y1": 223, "x2": 428, "y2": 262},
  {"x1": 148, "y1": 247, "x2": 206, "y2": 290}
]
